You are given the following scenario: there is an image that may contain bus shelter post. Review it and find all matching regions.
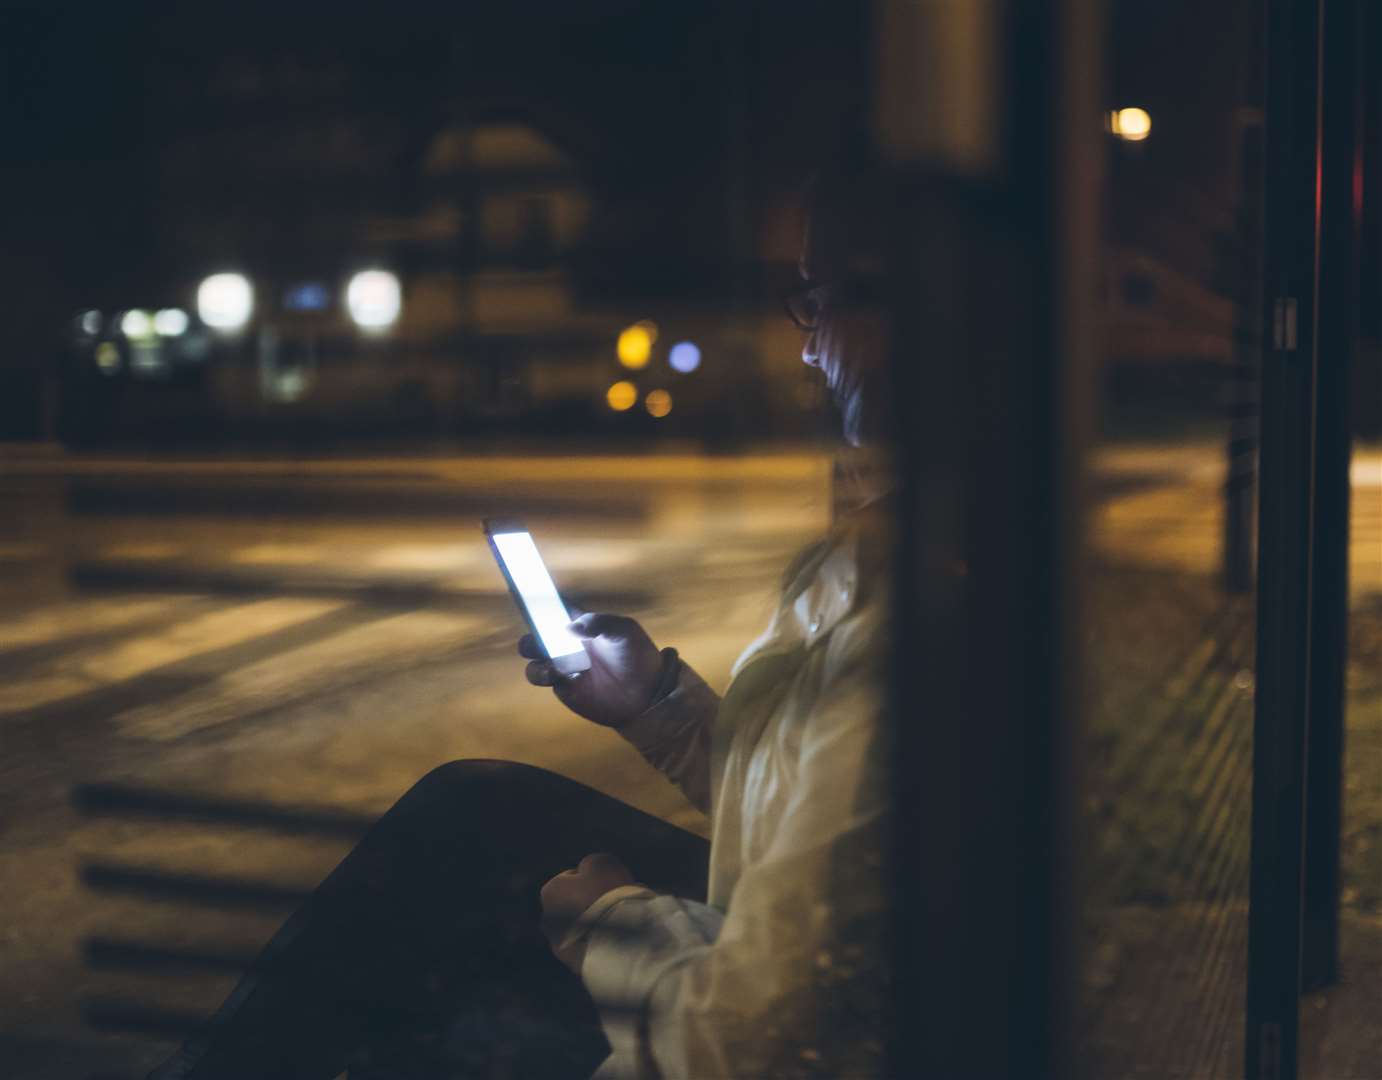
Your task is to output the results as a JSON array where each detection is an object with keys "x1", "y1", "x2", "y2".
[
  {"x1": 1245, "y1": 0, "x2": 1324, "y2": 1075},
  {"x1": 1300, "y1": 0, "x2": 1366, "y2": 996},
  {"x1": 877, "y1": 1, "x2": 1099, "y2": 1076}
]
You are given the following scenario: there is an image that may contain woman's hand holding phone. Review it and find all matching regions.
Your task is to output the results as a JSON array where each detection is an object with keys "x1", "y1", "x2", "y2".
[{"x1": 520, "y1": 613, "x2": 666, "y2": 729}]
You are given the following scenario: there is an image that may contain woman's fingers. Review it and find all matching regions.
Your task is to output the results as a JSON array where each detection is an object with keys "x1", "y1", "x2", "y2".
[
  {"x1": 517, "y1": 633, "x2": 542, "y2": 659},
  {"x1": 525, "y1": 659, "x2": 557, "y2": 687},
  {"x1": 550, "y1": 670, "x2": 588, "y2": 707},
  {"x1": 567, "y1": 612, "x2": 631, "y2": 639}
]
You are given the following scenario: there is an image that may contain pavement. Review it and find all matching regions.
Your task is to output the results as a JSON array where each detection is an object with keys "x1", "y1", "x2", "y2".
[
  {"x1": 0, "y1": 441, "x2": 1377, "y2": 1079},
  {"x1": 1090, "y1": 440, "x2": 1382, "y2": 595},
  {"x1": 0, "y1": 447, "x2": 835, "y2": 1079}
]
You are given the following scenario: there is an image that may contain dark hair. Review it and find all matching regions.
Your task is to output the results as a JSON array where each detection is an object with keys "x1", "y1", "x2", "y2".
[{"x1": 801, "y1": 151, "x2": 890, "y2": 282}]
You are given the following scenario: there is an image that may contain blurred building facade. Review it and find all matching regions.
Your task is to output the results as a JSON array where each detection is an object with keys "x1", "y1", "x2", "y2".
[{"x1": 49, "y1": 14, "x2": 830, "y2": 446}]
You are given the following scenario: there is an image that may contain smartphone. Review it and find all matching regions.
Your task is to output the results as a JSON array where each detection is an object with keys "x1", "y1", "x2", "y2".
[{"x1": 483, "y1": 518, "x2": 591, "y2": 675}]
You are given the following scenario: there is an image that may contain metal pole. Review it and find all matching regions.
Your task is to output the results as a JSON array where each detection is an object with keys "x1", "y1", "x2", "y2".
[
  {"x1": 1244, "y1": 0, "x2": 1323, "y2": 1075},
  {"x1": 1224, "y1": 0, "x2": 1268, "y2": 597},
  {"x1": 1301, "y1": 0, "x2": 1363, "y2": 995},
  {"x1": 1224, "y1": 108, "x2": 1264, "y2": 597}
]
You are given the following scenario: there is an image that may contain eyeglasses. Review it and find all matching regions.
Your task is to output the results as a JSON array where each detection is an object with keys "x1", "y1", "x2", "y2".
[
  {"x1": 782, "y1": 277, "x2": 881, "y2": 332},
  {"x1": 782, "y1": 282, "x2": 836, "y2": 332}
]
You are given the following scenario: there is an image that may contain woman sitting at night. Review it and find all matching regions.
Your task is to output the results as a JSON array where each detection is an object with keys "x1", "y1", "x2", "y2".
[{"x1": 149, "y1": 164, "x2": 893, "y2": 1079}]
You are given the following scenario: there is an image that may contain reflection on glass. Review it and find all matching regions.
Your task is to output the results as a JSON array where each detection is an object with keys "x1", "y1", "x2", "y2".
[{"x1": 1081, "y1": 2, "x2": 1261, "y2": 1074}]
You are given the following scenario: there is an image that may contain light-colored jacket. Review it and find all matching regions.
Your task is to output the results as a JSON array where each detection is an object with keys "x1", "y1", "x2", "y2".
[{"x1": 569, "y1": 507, "x2": 892, "y2": 1078}]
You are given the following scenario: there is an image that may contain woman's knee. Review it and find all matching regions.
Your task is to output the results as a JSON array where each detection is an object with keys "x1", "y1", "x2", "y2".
[{"x1": 406, "y1": 759, "x2": 575, "y2": 809}]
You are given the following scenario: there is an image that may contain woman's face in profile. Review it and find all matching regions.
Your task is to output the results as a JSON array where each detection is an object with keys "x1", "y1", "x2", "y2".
[{"x1": 796, "y1": 209, "x2": 889, "y2": 448}]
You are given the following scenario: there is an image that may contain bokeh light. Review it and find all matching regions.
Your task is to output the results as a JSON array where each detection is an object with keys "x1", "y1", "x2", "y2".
[
  {"x1": 78, "y1": 310, "x2": 101, "y2": 337},
  {"x1": 617, "y1": 321, "x2": 657, "y2": 369},
  {"x1": 94, "y1": 341, "x2": 120, "y2": 374},
  {"x1": 154, "y1": 308, "x2": 189, "y2": 336},
  {"x1": 1109, "y1": 107, "x2": 1151, "y2": 141},
  {"x1": 645, "y1": 388, "x2": 673, "y2": 418},
  {"x1": 346, "y1": 270, "x2": 402, "y2": 329},
  {"x1": 668, "y1": 341, "x2": 701, "y2": 373},
  {"x1": 606, "y1": 380, "x2": 637, "y2": 411},
  {"x1": 284, "y1": 282, "x2": 330, "y2": 312},
  {"x1": 197, "y1": 273, "x2": 254, "y2": 330},
  {"x1": 120, "y1": 310, "x2": 154, "y2": 339}
]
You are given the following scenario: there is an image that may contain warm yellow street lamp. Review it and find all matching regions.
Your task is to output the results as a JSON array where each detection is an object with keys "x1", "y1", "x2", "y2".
[
  {"x1": 1108, "y1": 107, "x2": 1151, "y2": 142},
  {"x1": 606, "y1": 380, "x2": 638, "y2": 411},
  {"x1": 645, "y1": 388, "x2": 673, "y2": 418},
  {"x1": 617, "y1": 321, "x2": 657, "y2": 369}
]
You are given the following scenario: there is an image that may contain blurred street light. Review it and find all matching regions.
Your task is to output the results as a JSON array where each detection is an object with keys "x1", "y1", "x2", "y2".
[
  {"x1": 606, "y1": 380, "x2": 637, "y2": 411},
  {"x1": 285, "y1": 282, "x2": 331, "y2": 312},
  {"x1": 119, "y1": 310, "x2": 154, "y2": 339},
  {"x1": 198, "y1": 273, "x2": 254, "y2": 331},
  {"x1": 645, "y1": 388, "x2": 673, "y2": 417},
  {"x1": 1109, "y1": 107, "x2": 1152, "y2": 141},
  {"x1": 94, "y1": 342, "x2": 120, "y2": 375},
  {"x1": 668, "y1": 341, "x2": 701, "y2": 373},
  {"x1": 154, "y1": 308, "x2": 189, "y2": 336},
  {"x1": 346, "y1": 270, "x2": 402, "y2": 330},
  {"x1": 617, "y1": 321, "x2": 657, "y2": 369}
]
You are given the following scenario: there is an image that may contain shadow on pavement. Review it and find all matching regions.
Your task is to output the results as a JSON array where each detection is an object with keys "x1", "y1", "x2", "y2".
[
  {"x1": 68, "y1": 561, "x2": 654, "y2": 617},
  {"x1": 65, "y1": 477, "x2": 648, "y2": 522},
  {"x1": 72, "y1": 782, "x2": 374, "y2": 838},
  {"x1": 70, "y1": 781, "x2": 369, "y2": 1069}
]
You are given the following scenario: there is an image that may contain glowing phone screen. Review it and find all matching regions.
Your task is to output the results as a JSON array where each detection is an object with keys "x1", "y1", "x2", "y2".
[{"x1": 490, "y1": 531, "x2": 585, "y2": 659}]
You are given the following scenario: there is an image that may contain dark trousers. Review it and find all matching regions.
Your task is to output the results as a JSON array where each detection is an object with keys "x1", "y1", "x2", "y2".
[{"x1": 148, "y1": 760, "x2": 710, "y2": 1079}]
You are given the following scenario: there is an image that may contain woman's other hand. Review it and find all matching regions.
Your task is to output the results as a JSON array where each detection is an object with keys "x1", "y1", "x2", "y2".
[
  {"x1": 519, "y1": 613, "x2": 666, "y2": 729},
  {"x1": 539, "y1": 852, "x2": 638, "y2": 971}
]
